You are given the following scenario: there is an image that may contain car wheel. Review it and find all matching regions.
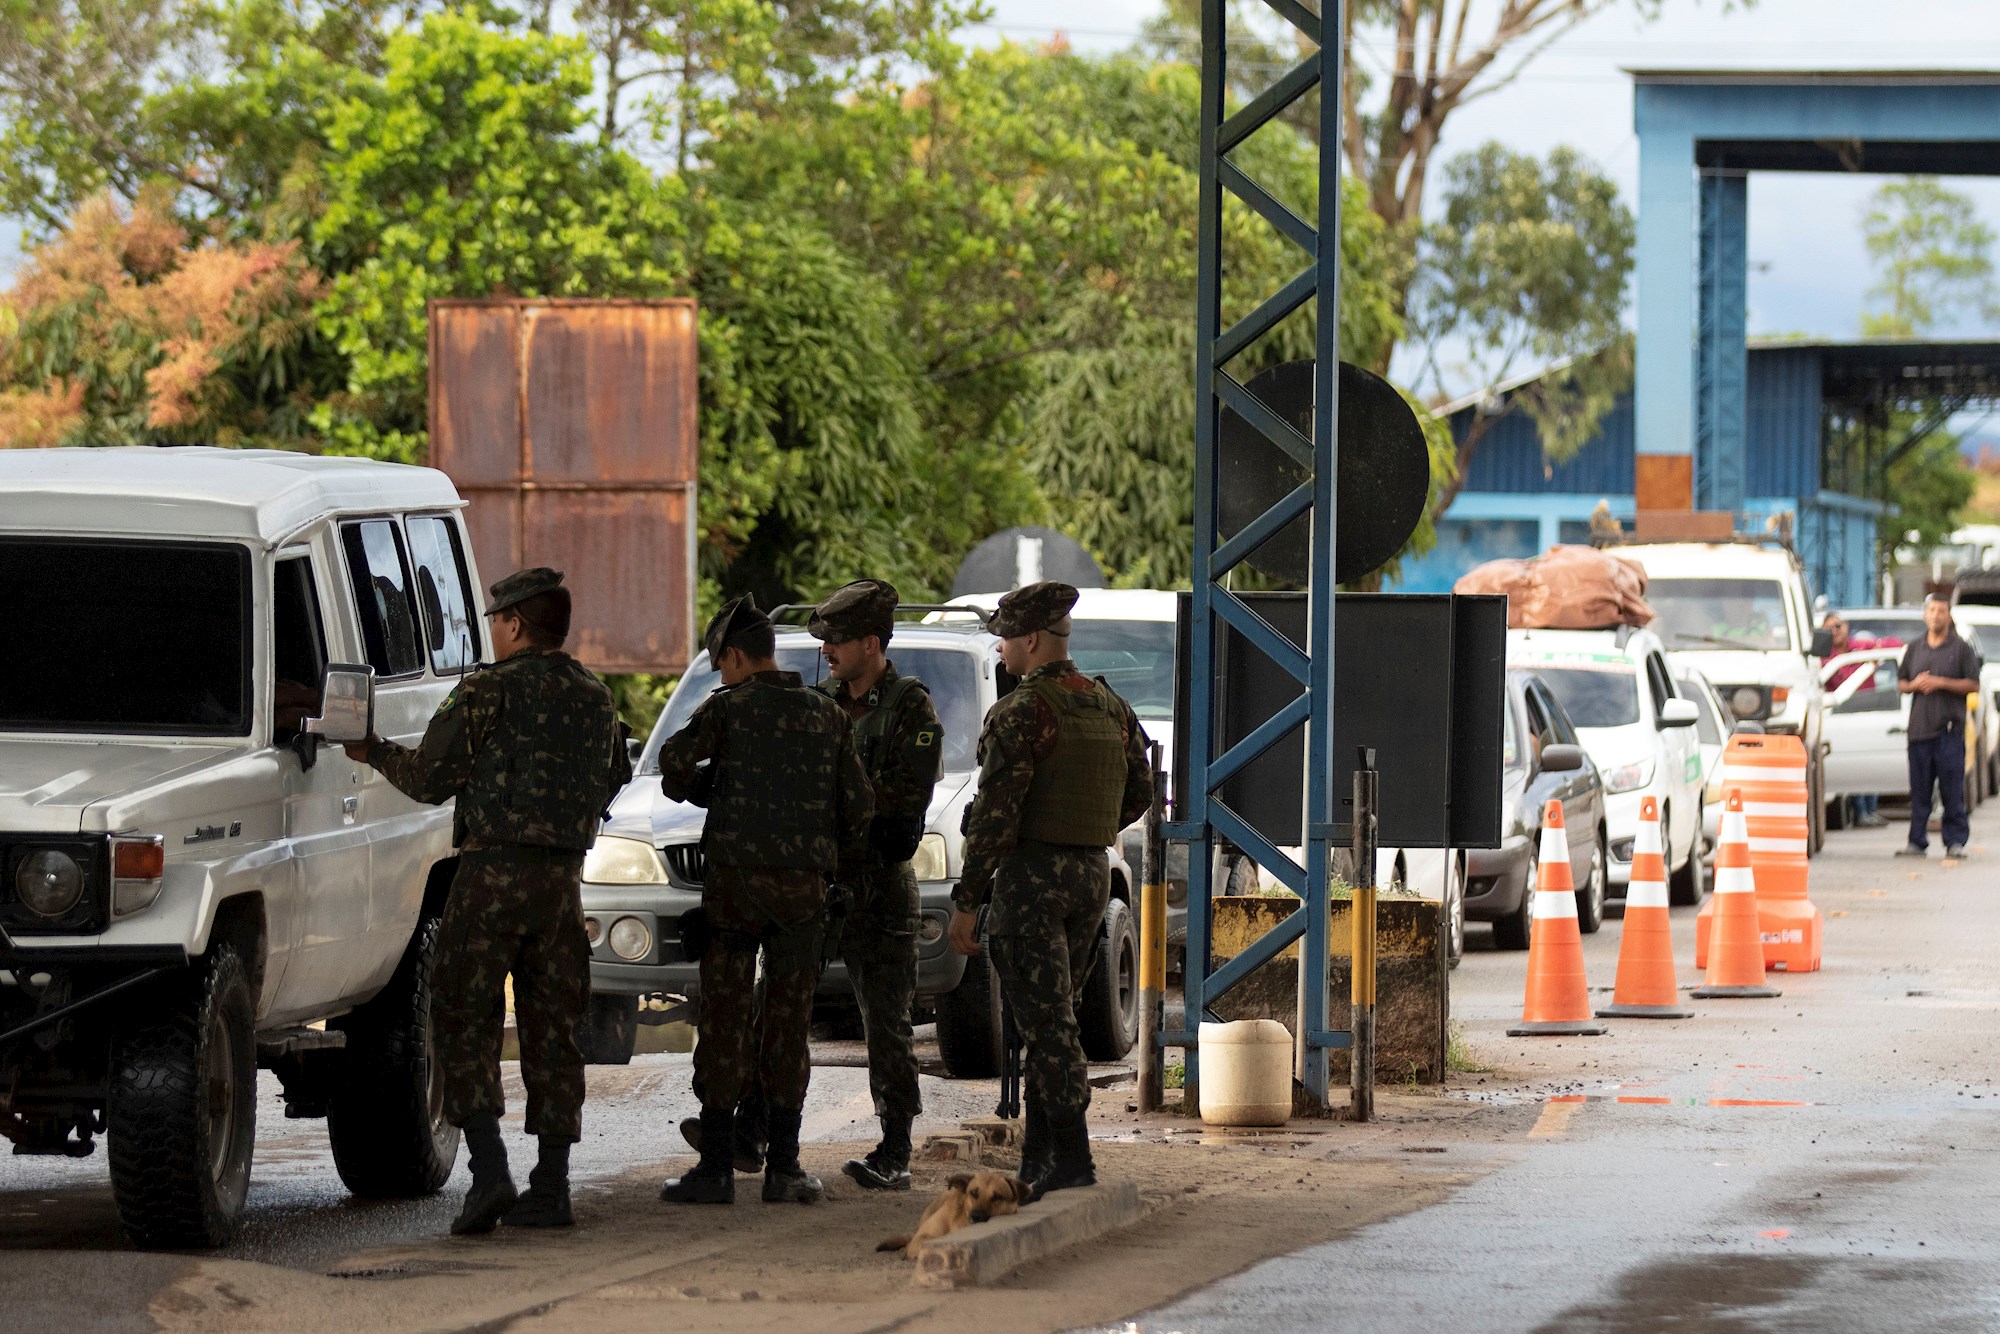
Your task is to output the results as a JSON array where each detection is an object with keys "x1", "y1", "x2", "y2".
[
  {"x1": 1445, "y1": 853, "x2": 1466, "y2": 969},
  {"x1": 328, "y1": 916, "x2": 460, "y2": 1197},
  {"x1": 1807, "y1": 760, "x2": 1826, "y2": 855},
  {"x1": 1079, "y1": 898, "x2": 1139, "y2": 1062},
  {"x1": 107, "y1": 947, "x2": 258, "y2": 1249},
  {"x1": 1576, "y1": 831, "x2": 1607, "y2": 935},
  {"x1": 1670, "y1": 810, "x2": 1707, "y2": 906},
  {"x1": 1825, "y1": 796, "x2": 1850, "y2": 832},
  {"x1": 1492, "y1": 856, "x2": 1535, "y2": 951},
  {"x1": 935, "y1": 949, "x2": 999, "y2": 1079},
  {"x1": 575, "y1": 992, "x2": 639, "y2": 1065}
]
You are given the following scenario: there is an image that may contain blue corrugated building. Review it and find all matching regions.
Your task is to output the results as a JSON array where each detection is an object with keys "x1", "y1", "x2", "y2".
[{"x1": 1392, "y1": 338, "x2": 1902, "y2": 606}]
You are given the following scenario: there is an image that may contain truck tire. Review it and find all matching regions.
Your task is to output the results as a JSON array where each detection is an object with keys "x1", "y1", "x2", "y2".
[
  {"x1": 1807, "y1": 758, "x2": 1825, "y2": 855},
  {"x1": 576, "y1": 992, "x2": 638, "y2": 1065},
  {"x1": 327, "y1": 917, "x2": 458, "y2": 1198},
  {"x1": 935, "y1": 950, "x2": 999, "y2": 1079},
  {"x1": 1079, "y1": 898, "x2": 1139, "y2": 1062},
  {"x1": 107, "y1": 946, "x2": 257, "y2": 1249}
]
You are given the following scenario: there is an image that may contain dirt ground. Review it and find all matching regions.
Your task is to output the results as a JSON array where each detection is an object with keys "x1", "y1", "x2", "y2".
[{"x1": 139, "y1": 1087, "x2": 1522, "y2": 1334}]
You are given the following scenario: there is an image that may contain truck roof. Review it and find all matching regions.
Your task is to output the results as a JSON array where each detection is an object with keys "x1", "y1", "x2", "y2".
[
  {"x1": 0, "y1": 447, "x2": 463, "y2": 544},
  {"x1": 1616, "y1": 542, "x2": 1802, "y2": 575}
]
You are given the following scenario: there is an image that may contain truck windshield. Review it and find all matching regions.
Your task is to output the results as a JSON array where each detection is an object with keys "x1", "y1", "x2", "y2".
[
  {"x1": 1070, "y1": 619, "x2": 1175, "y2": 722},
  {"x1": 1646, "y1": 578, "x2": 1793, "y2": 652},
  {"x1": 1531, "y1": 666, "x2": 1641, "y2": 728},
  {"x1": 0, "y1": 538, "x2": 251, "y2": 735},
  {"x1": 643, "y1": 644, "x2": 984, "y2": 774}
]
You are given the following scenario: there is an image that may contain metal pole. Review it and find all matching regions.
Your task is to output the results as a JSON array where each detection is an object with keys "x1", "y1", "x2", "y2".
[
  {"x1": 1137, "y1": 742, "x2": 1167, "y2": 1113},
  {"x1": 1350, "y1": 747, "x2": 1378, "y2": 1122}
]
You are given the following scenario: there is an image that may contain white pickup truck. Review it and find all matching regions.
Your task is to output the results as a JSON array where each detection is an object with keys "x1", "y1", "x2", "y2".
[{"x1": 0, "y1": 448, "x2": 481, "y2": 1248}]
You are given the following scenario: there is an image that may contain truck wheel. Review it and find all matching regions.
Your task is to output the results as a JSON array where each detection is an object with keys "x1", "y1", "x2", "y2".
[
  {"x1": 935, "y1": 950, "x2": 999, "y2": 1079},
  {"x1": 576, "y1": 993, "x2": 638, "y2": 1065},
  {"x1": 107, "y1": 946, "x2": 257, "y2": 1249},
  {"x1": 1807, "y1": 760, "x2": 1825, "y2": 855},
  {"x1": 328, "y1": 917, "x2": 458, "y2": 1198},
  {"x1": 1079, "y1": 898, "x2": 1139, "y2": 1062}
]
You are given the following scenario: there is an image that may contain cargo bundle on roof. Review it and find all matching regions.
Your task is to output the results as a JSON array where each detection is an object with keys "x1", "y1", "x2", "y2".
[{"x1": 1454, "y1": 544, "x2": 1654, "y2": 630}]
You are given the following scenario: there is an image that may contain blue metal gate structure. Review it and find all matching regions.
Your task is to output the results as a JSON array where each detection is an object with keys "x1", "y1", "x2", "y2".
[{"x1": 1163, "y1": 0, "x2": 1348, "y2": 1115}]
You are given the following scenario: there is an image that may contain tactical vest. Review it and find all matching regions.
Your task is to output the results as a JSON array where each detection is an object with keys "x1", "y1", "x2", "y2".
[
  {"x1": 821, "y1": 673, "x2": 926, "y2": 783},
  {"x1": 707, "y1": 678, "x2": 847, "y2": 872},
  {"x1": 1017, "y1": 675, "x2": 1128, "y2": 847},
  {"x1": 459, "y1": 653, "x2": 619, "y2": 851}
]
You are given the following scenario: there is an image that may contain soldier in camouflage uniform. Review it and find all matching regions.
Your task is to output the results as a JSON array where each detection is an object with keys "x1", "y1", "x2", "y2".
[
  {"x1": 347, "y1": 567, "x2": 630, "y2": 1236},
  {"x1": 806, "y1": 581, "x2": 944, "y2": 1193},
  {"x1": 658, "y1": 595, "x2": 874, "y2": 1205},
  {"x1": 949, "y1": 581, "x2": 1152, "y2": 1198}
]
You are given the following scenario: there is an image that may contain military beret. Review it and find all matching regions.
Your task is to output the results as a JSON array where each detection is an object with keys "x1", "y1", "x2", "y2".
[
  {"x1": 703, "y1": 594, "x2": 770, "y2": 661},
  {"x1": 487, "y1": 566, "x2": 564, "y2": 615},
  {"x1": 810, "y1": 579, "x2": 899, "y2": 643},
  {"x1": 987, "y1": 580, "x2": 1078, "y2": 638}
]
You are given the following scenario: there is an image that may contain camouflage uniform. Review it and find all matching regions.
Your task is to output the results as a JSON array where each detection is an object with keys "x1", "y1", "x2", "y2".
[
  {"x1": 955, "y1": 584, "x2": 1152, "y2": 1136},
  {"x1": 366, "y1": 575, "x2": 630, "y2": 1145},
  {"x1": 658, "y1": 663, "x2": 873, "y2": 1117},
  {"x1": 810, "y1": 581, "x2": 944, "y2": 1133}
]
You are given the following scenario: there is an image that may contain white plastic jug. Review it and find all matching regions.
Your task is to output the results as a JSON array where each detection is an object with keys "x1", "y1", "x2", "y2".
[{"x1": 1197, "y1": 1019, "x2": 1292, "y2": 1126}]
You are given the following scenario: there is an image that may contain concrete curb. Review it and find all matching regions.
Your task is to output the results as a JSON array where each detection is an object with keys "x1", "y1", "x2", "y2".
[{"x1": 911, "y1": 1181, "x2": 1145, "y2": 1290}]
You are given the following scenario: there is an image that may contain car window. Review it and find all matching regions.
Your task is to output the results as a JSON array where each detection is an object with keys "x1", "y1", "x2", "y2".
[
  {"x1": 1646, "y1": 578, "x2": 1793, "y2": 651},
  {"x1": 1834, "y1": 662, "x2": 1904, "y2": 714},
  {"x1": 1645, "y1": 654, "x2": 1675, "y2": 716},
  {"x1": 1070, "y1": 618, "x2": 1175, "y2": 722},
  {"x1": 642, "y1": 643, "x2": 984, "y2": 776},
  {"x1": 1542, "y1": 689, "x2": 1581, "y2": 746},
  {"x1": 1531, "y1": 665, "x2": 1641, "y2": 728},
  {"x1": 404, "y1": 515, "x2": 479, "y2": 674},
  {"x1": 274, "y1": 556, "x2": 328, "y2": 742},
  {"x1": 1841, "y1": 615, "x2": 1918, "y2": 646},
  {"x1": 340, "y1": 520, "x2": 424, "y2": 678}
]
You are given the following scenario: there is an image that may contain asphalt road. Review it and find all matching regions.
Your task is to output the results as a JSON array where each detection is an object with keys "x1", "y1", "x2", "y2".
[{"x1": 1113, "y1": 804, "x2": 2000, "y2": 1333}]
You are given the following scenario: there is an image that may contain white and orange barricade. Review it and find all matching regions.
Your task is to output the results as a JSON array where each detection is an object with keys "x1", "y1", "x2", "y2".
[{"x1": 1695, "y1": 733, "x2": 1822, "y2": 972}]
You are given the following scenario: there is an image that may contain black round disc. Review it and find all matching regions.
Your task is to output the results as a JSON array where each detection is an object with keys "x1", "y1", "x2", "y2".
[{"x1": 1217, "y1": 360, "x2": 1430, "y2": 583}]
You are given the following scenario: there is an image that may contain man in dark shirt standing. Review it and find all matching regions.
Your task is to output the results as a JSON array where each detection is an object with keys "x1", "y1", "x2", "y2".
[{"x1": 1896, "y1": 594, "x2": 1983, "y2": 858}]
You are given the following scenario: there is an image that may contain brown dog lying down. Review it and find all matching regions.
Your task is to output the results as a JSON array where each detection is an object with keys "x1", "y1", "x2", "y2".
[{"x1": 876, "y1": 1172, "x2": 1034, "y2": 1259}]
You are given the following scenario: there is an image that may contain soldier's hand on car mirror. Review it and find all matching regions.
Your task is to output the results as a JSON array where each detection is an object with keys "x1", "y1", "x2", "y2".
[
  {"x1": 343, "y1": 737, "x2": 378, "y2": 764},
  {"x1": 948, "y1": 909, "x2": 981, "y2": 957}
]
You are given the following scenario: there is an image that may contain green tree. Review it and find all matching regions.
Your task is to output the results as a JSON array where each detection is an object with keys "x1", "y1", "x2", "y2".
[
  {"x1": 1862, "y1": 176, "x2": 1999, "y2": 338},
  {"x1": 1408, "y1": 143, "x2": 1635, "y2": 514}
]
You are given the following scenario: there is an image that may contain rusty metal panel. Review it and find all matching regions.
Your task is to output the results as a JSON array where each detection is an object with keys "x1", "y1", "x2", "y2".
[{"x1": 428, "y1": 298, "x2": 698, "y2": 674}]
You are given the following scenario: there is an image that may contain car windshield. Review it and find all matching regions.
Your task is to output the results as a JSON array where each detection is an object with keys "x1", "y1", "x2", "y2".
[
  {"x1": 1069, "y1": 618, "x2": 1175, "y2": 722},
  {"x1": 642, "y1": 643, "x2": 984, "y2": 774},
  {"x1": 1530, "y1": 665, "x2": 1641, "y2": 728},
  {"x1": 1646, "y1": 578, "x2": 1793, "y2": 651},
  {"x1": 0, "y1": 538, "x2": 251, "y2": 735}
]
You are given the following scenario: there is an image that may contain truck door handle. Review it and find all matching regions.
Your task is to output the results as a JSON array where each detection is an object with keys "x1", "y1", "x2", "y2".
[{"x1": 342, "y1": 795, "x2": 360, "y2": 816}]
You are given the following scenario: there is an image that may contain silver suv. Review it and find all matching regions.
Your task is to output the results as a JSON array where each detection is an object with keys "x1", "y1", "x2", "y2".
[
  {"x1": 0, "y1": 448, "x2": 479, "y2": 1248},
  {"x1": 576, "y1": 609, "x2": 1140, "y2": 1076}
]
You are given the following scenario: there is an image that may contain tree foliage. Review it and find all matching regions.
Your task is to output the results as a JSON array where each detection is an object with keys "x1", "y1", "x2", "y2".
[{"x1": 1861, "y1": 176, "x2": 1999, "y2": 338}]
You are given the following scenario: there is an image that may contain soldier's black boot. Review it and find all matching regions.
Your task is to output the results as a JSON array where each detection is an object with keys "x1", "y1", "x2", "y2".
[
  {"x1": 733, "y1": 1089, "x2": 770, "y2": 1174},
  {"x1": 1016, "y1": 1087, "x2": 1051, "y2": 1191},
  {"x1": 660, "y1": 1106, "x2": 736, "y2": 1204},
  {"x1": 760, "y1": 1107, "x2": 823, "y2": 1203},
  {"x1": 451, "y1": 1113, "x2": 519, "y2": 1235},
  {"x1": 841, "y1": 1115, "x2": 913, "y2": 1191},
  {"x1": 503, "y1": 1136, "x2": 574, "y2": 1228},
  {"x1": 1026, "y1": 1116, "x2": 1096, "y2": 1199}
]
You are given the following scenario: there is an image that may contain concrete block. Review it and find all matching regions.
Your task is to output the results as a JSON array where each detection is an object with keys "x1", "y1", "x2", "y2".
[
  {"x1": 959, "y1": 1117, "x2": 1022, "y2": 1148},
  {"x1": 911, "y1": 1181, "x2": 1145, "y2": 1289},
  {"x1": 915, "y1": 1132, "x2": 981, "y2": 1163}
]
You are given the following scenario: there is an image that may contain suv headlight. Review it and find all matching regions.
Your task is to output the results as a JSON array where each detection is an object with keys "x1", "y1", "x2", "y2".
[
  {"x1": 16, "y1": 849, "x2": 83, "y2": 919},
  {"x1": 583, "y1": 836, "x2": 667, "y2": 885},
  {"x1": 911, "y1": 832, "x2": 950, "y2": 881},
  {"x1": 1603, "y1": 759, "x2": 1656, "y2": 795}
]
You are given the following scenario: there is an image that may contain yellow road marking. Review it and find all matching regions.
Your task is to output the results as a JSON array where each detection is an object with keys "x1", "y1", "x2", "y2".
[{"x1": 1530, "y1": 1099, "x2": 1584, "y2": 1138}]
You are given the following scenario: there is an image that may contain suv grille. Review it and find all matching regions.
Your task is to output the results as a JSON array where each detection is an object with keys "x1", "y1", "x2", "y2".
[{"x1": 662, "y1": 845, "x2": 706, "y2": 886}]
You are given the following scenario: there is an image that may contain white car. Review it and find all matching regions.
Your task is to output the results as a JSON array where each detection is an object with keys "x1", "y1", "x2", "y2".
[
  {"x1": 1618, "y1": 541, "x2": 1831, "y2": 852},
  {"x1": 1821, "y1": 646, "x2": 1915, "y2": 806},
  {"x1": 0, "y1": 448, "x2": 476, "y2": 1248},
  {"x1": 1946, "y1": 606, "x2": 2000, "y2": 797},
  {"x1": 1839, "y1": 607, "x2": 1993, "y2": 808},
  {"x1": 1509, "y1": 627, "x2": 1707, "y2": 903}
]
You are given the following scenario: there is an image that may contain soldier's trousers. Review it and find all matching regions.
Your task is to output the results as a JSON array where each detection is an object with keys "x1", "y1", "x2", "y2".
[
  {"x1": 988, "y1": 843, "x2": 1109, "y2": 1125},
  {"x1": 431, "y1": 844, "x2": 590, "y2": 1141},
  {"x1": 843, "y1": 861, "x2": 922, "y2": 1122},
  {"x1": 695, "y1": 865, "x2": 825, "y2": 1114}
]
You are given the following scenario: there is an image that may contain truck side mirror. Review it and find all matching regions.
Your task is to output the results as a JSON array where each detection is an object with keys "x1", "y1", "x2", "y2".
[
  {"x1": 304, "y1": 663, "x2": 377, "y2": 744},
  {"x1": 1810, "y1": 627, "x2": 1834, "y2": 658},
  {"x1": 1659, "y1": 698, "x2": 1699, "y2": 728}
]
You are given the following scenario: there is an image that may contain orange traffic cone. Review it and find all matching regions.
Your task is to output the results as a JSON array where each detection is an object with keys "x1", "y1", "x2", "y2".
[
  {"x1": 1690, "y1": 790, "x2": 1782, "y2": 999},
  {"x1": 1597, "y1": 795, "x2": 1690, "y2": 1019},
  {"x1": 1507, "y1": 800, "x2": 1608, "y2": 1036}
]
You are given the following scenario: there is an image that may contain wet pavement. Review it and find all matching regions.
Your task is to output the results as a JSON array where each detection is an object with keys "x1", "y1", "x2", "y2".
[{"x1": 1108, "y1": 804, "x2": 2000, "y2": 1332}]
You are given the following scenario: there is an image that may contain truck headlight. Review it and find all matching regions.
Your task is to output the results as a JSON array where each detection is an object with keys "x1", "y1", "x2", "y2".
[
  {"x1": 911, "y1": 832, "x2": 949, "y2": 881},
  {"x1": 1730, "y1": 686, "x2": 1762, "y2": 718},
  {"x1": 608, "y1": 915, "x2": 653, "y2": 961},
  {"x1": 583, "y1": 836, "x2": 667, "y2": 885},
  {"x1": 112, "y1": 836, "x2": 166, "y2": 917},
  {"x1": 16, "y1": 849, "x2": 84, "y2": 919},
  {"x1": 1603, "y1": 759, "x2": 1655, "y2": 795}
]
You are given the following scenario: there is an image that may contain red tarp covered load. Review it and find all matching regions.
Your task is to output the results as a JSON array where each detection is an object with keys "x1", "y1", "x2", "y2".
[{"x1": 1454, "y1": 545, "x2": 1655, "y2": 630}]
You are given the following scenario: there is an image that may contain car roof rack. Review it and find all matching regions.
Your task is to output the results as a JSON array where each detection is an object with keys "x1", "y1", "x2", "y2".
[{"x1": 766, "y1": 601, "x2": 993, "y2": 624}]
